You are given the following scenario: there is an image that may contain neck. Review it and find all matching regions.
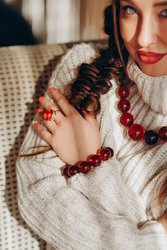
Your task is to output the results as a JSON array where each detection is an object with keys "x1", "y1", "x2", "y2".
[{"x1": 127, "y1": 57, "x2": 167, "y2": 115}]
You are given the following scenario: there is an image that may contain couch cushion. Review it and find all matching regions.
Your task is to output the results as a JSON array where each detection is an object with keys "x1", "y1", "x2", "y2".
[{"x1": 0, "y1": 43, "x2": 67, "y2": 250}]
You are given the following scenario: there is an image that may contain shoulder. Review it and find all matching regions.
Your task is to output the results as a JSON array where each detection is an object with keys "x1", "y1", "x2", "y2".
[{"x1": 49, "y1": 43, "x2": 98, "y2": 91}]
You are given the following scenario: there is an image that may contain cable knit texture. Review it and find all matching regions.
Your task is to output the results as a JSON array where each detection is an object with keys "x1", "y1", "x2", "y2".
[{"x1": 16, "y1": 44, "x2": 167, "y2": 250}]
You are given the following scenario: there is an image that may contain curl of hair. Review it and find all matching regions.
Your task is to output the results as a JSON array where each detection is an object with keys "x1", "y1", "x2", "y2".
[{"x1": 66, "y1": 5, "x2": 129, "y2": 116}]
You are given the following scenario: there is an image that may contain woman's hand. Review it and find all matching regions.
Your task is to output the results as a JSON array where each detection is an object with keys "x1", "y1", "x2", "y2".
[
  {"x1": 34, "y1": 87, "x2": 101, "y2": 165},
  {"x1": 158, "y1": 212, "x2": 167, "y2": 232}
]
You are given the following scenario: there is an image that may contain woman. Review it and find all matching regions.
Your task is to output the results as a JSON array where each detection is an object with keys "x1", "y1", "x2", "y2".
[{"x1": 17, "y1": 0, "x2": 167, "y2": 249}]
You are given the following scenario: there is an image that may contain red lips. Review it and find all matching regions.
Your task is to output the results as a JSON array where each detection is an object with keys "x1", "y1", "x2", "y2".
[{"x1": 137, "y1": 51, "x2": 167, "y2": 64}]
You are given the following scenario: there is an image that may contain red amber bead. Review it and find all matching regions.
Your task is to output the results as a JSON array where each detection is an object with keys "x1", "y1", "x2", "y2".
[
  {"x1": 78, "y1": 161, "x2": 92, "y2": 174},
  {"x1": 105, "y1": 147, "x2": 114, "y2": 158},
  {"x1": 120, "y1": 113, "x2": 134, "y2": 127},
  {"x1": 117, "y1": 86, "x2": 130, "y2": 98},
  {"x1": 97, "y1": 148, "x2": 111, "y2": 161},
  {"x1": 43, "y1": 109, "x2": 53, "y2": 120},
  {"x1": 63, "y1": 165, "x2": 69, "y2": 177},
  {"x1": 117, "y1": 99, "x2": 130, "y2": 113},
  {"x1": 63, "y1": 165, "x2": 79, "y2": 177},
  {"x1": 87, "y1": 154, "x2": 101, "y2": 167},
  {"x1": 68, "y1": 165, "x2": 80, "y2": 176},
  {"x1": 128, "y1": 124, "x2": 145, "y2": 141},
  {"x1": 144, "y1": 130, "x2": 159, "y2": 145},
  {"x1": 158, "y1": 126, "x2": 167, "y2": 141}
]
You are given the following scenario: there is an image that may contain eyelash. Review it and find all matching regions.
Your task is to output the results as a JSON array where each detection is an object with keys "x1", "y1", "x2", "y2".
[
  {"x1": 160, "y1": 9, "x2": 167, "y2": 17},
  {"x1": 121, "y1": 5, "x2": 167, "y2": 18},
  {"x1": 121, "y1": 5, "x2": 137, "y2": 15},
  {"x1": 121, "y1": 6, "x2": 167, "y2": 18}
]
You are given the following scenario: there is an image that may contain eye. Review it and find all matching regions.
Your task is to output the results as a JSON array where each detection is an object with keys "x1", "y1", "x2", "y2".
[
  {"x1": 160, "y1": 9, "x2": 167, "y2": 17},
  {"x1": 121, "y1": 5, "x2": 137, "y2": 15}
]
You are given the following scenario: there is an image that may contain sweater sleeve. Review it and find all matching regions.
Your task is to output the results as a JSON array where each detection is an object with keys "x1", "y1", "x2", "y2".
[
  {"x1": 140, "y1": 145, "x2": 167, "y2": 220},
  {"x1": 17, "y1": 154, "x2": 167, "y2": 250},
  {"x1": 16, "y1": 44, "x2": 167, "y2": 250}
]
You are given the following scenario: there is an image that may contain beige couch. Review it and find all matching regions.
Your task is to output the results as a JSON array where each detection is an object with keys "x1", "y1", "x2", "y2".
[{"x1": 0, "y1": 40, "x2": 106, "y2": 250}]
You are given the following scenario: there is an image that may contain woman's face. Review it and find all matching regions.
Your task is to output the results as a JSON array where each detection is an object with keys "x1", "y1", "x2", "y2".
[{"x1": 119, "y1": 0, "x2": 167, "y2": 76}]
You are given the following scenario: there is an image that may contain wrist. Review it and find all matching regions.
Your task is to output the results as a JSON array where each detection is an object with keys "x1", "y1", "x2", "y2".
[{"x1": 62, "y1": 147, "x2": 114, "y2": 178}]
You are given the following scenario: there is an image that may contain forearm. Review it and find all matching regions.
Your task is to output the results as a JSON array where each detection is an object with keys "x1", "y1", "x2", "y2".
[
  {"x1": 69, "y1": 158, "x2": 147, "y2": 222},
  {"x1": 17, "y1": 156, "x2": 119, "y2": 249}
]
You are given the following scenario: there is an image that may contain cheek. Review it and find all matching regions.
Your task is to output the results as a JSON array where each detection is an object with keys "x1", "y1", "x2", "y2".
[
  {"x1": 160, "y1": 25, "x2": 167, "y2": 46},
  {"x1": 119, "y1": 18, "x2": 137, "y2": 45}
]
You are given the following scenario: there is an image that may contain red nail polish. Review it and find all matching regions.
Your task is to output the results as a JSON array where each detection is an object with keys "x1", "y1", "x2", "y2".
[
  {"x1": 39, "y1": 96, "x2": 44, "y2": 103},
  {"x1": 49, "y1": 87, "x2": 55, "y2": 93},
  {"x1": 34, "y1": 122, "x2": 40, "y2": 128},
  {"x1": 37, "y1": 108, "x2": 43, "y2": 114}
]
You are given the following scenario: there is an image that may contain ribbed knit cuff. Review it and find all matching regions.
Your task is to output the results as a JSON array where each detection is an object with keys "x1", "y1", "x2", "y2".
[{"x1": 151, "y1": 197, "x2": 167, "y2": 219}]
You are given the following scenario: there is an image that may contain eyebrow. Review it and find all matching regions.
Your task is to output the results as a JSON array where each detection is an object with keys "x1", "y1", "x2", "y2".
[
  {"x1": 154, "y1": 1, "x2": 167, "y2": 6},
  {"x1": 120, "y1": 0, "x2": 167, "y2": 7}
]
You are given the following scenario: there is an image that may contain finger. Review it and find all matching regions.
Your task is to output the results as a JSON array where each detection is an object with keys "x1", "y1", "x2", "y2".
[
  {"x1": 37, "y1": 107, "x2": 65, "y2": 124},
  {"x1": 82, "y1": 110, "x2": 97, "y2": 124},
  {"x1": 37, "y1": 108, "x2": 44, "y2": 114},
  {"x1": 48, "y1": 87, "x2": 77, "y2": 116},
  {"x1": 39, "y1": 96, "x2": 58, "y2": 110},
  {"x1": 42, "y1": 120, "x2": 57, "y2": 133},
  {"x1": 34, "y1": 123, "x2": 52, "y2": 143},
  {"x1": 51, "y1": 109, "x2": 65, "y2": 124}
]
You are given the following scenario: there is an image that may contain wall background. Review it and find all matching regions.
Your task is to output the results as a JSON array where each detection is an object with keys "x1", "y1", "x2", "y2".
[{"x1": 3, "y1": 0, "x2": 111, "y2": 43}]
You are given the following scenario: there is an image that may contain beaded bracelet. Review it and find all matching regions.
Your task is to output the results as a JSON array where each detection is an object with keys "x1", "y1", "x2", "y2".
[{"x1": 63, "y1": 147, "x2": 114, "y2": 178}]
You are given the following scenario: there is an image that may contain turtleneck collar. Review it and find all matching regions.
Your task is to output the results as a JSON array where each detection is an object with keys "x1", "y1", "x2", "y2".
[{"x1": 126, "y1": 57, "x2": 167, "y2": 115}]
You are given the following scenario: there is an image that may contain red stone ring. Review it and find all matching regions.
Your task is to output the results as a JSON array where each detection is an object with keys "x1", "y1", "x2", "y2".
[{"x1": 42, "y1": 108, "x2": 59, "y2": 121}]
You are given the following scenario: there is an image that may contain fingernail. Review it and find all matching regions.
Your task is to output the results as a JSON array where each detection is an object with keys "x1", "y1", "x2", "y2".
[
  {"x1": 48, "y1": 87, "x2": 56, "y2": 93},
  {"x1": 39, "y1": 96, "x2": 44, "y2": 103},
  {"x1": 34, "y1": 122, "x2": 40, "y2": 128},
  {"x1": 37, "y1": 108, "x2": 43, "y2": 114}
]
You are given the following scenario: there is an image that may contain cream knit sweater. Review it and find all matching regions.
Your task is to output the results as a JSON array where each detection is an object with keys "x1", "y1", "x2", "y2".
[{"x1": 16, "y1": 43, "x2": 167, "y2": 250}]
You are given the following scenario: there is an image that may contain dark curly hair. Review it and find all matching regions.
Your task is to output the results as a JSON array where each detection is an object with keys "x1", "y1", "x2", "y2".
[{"x1": 66, "y1": 0, "x2": 129, "y2": 117}]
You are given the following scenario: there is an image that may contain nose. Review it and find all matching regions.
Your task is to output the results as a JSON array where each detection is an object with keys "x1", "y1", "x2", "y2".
[{"x1": 137, "y1": 15, "x2": 157, "y2": 47}]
